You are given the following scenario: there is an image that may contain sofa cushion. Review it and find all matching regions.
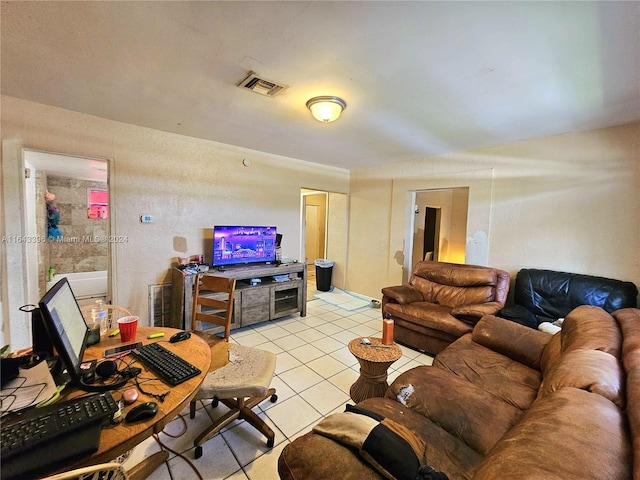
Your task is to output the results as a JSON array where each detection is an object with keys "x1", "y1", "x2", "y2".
[
  {"x1": 616, "y1": 308, "x2": 640, "y2": 369},
  {"x1": 386, "y1": 302, "x2": 473, "y2": 338},
  {"x1": 561, "y1": 305, "x2": 621, "y2": 357},
  {"x1": 497, "y1": 304, "x2": 539, "y2": 328},
  {"x1": 450, "y1": 302, "x2": 503, "y2": 322},
  {"x1": 537, "y1": 348, "x2": 625, "y2": 408},
  {"x1": 386, "y1": 366, "x2": 524, "y2": 455},
  {"x1": 412, "y1": 262, "x2": 499, "y2": 288},
  {"x1": 278, "y1": 431, "x2": 385, "y2": 480},
  {"x1": 434, "y1": 335, "x2": 540, "y2": 411},
  {"x1": 540, "y1": 331, "x2": 562, "y2": 376},
  {"x1": 412, "y1": 276, "x2": 495, "y2": 308},
  {"x1": 471, "y1": 314, "x2": 550, "y2": 371},
  {"x1": 473, "y1": 387, "x2": 631, "y2": 480},
  {"x1": 615, "y1": 308, "x2": 640, "y2": 480}
]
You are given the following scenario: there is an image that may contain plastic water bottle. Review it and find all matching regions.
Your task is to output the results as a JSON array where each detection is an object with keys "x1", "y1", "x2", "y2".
[{"x1": 91, "y1": 299, "x2": 108, "y2": 336}]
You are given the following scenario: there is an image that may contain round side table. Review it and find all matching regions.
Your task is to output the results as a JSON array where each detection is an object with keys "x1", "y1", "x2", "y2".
[{"x1": 348, "y1": 337, "x2": 402, "y2": 403}]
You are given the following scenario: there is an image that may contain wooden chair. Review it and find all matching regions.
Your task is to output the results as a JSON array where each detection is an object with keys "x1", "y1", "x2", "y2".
[
  {"x1": 188, "y1": 274, "x2": 278, "y2": 459},
  {"x1": 190, "y1": 274, "x2": 236, "y2": 340}
]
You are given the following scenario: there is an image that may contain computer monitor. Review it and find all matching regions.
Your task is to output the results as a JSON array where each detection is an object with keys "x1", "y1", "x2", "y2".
[{"x1": 38, "y1": 277, "x2": 90, "y2": 385}]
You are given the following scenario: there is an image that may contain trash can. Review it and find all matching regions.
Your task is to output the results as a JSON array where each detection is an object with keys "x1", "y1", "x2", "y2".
[{"x1": 314, "y1": 259, "x2": 334, "y2": 292}]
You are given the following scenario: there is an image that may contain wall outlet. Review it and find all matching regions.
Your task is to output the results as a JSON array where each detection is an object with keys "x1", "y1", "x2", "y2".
[{"x1": 140, "y1": 214, "x2": 154, "y2": 223}]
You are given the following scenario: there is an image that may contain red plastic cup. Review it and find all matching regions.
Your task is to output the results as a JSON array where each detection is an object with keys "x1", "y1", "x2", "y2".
[{"x1": 117, "y1": 316, "x2": 139, "y2": 342}]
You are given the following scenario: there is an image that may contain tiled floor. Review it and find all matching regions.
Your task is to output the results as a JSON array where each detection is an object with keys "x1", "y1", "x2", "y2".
[{"x1": 125, "y1": 297, "x2": 433, "y2": 480}]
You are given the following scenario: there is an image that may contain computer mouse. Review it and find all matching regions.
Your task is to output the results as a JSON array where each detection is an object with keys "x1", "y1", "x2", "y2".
[
  {"x1": 169, "y1": 331, "x2": 191, "y2": 343},
  {"x1": 125, "y1": 402, "x2": 158, "y2": 423}
]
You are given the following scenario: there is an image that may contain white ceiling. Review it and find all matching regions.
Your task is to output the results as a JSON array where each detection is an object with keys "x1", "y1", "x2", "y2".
[{"x1": 2, "y1": 1, "x2": 639, "y2": 171}]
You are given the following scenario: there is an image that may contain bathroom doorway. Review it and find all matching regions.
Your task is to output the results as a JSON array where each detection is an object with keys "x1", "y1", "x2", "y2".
[{"x1": 23, "y1": 150, "x2": 110, "y2": 308}]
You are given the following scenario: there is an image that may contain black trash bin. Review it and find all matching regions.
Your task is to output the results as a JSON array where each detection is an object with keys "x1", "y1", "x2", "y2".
[{"x1": 314, "y1": 259, "x2": 334, "y2": 292}]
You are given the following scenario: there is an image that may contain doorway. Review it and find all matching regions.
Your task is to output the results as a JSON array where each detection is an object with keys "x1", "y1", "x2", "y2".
[
  {"x1": 412, "y1": 206, "x2": 440, "y2": 267},
  {"x1": 23, "y1": 150, "x2": 110, "y2": 307},
  {"x1": 303, "y1": 192, "x2": 327, "y2": 265},
  {"x1": 301, "y1": 189, "x2": 348, "y2": 297},
  {"x1": 410, "y1": 187, "x2": 469, "y2": 268}
]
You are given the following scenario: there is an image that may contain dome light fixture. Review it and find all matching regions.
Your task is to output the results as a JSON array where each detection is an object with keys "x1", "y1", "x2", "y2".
[{"x1": 306, "y1": 96, "x2": 347, "y2": 123}]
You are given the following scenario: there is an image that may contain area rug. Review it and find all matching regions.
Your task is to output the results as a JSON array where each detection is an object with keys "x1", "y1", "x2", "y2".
[{"x1": 314, "y1": 288, "x2": 371, "y2": 311}]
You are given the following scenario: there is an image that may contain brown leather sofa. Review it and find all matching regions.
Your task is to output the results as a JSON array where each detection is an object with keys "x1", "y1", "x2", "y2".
[
  {"x1": 381, "y1": 261, "x2": 510, "y2": 355},
  {"x1": 278, "y1": 306, "x2": 640, "y2": 480}
]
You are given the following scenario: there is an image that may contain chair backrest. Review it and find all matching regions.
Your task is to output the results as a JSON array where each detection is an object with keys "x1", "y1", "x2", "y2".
[
  {"x1": 191, "y1": 274, "x2": 236, "y2": 341},
  {"x1": 39, "y1": 462, "x2": 128, "y2": 480},
  {"x1": 80, "y1": 304, "x2": 133, "y2": 329}
]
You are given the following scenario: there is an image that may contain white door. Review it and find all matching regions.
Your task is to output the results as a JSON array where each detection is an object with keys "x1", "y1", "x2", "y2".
[{"x1": 305, "y1": 204, "x2": 320, "y2": 265}]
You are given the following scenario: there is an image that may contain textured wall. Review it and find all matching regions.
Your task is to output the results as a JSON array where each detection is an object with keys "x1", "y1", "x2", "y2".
[
  {"x1": 1, "y1": 96, "x2": 349, "y2": 348},
  {"x1": 347, "y1": 122, "x2": 640, "y2": 302}
]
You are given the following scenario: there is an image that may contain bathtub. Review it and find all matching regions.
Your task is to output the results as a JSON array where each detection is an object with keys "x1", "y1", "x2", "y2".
[{"x1": 46, "y1": 270, "x2": 108, "y2": 300}]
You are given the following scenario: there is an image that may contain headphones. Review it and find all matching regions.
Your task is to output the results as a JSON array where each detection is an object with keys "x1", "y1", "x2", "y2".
[{"x1": 78, "y1": 360, "x2": 130, "y2": 392}]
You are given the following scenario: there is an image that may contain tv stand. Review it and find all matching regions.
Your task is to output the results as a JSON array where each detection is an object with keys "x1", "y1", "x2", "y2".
[{"x1": 171, "y1": 263, "x2": 306, "y2": 332}]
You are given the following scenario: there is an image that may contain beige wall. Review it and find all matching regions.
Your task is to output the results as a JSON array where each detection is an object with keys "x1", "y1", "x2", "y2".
[
  {"x1": 326, "y1": 192, "x2": 348, "y2": 290},
  {"x1": 346, "y1": 122, "x2": 640, "y2": 302},
  {"x1": 1, "y1": 96, "x2": 349, "y2": 348}
]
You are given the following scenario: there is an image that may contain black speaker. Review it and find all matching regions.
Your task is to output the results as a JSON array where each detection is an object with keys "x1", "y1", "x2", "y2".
[{"x1": 31, "y1": 307, "x2": 54, "y2": 357}]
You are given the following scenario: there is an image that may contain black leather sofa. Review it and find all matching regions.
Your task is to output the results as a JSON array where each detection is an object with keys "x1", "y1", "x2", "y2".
[{"x1": 498, "y1": 268, "x2": 638, "y2": 328}]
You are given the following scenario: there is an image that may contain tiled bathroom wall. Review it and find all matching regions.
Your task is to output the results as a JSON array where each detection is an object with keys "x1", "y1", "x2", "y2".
[{"x1": 46, "y1": 175, "x2": 108, "y2": 274}]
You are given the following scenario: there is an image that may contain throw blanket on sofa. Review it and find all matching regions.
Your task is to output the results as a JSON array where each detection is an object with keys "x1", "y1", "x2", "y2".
[{"x1": 313, "y1": 404, "x2": 448, "y2": 480}]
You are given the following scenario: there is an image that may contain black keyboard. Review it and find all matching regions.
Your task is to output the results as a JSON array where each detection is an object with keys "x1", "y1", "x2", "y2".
[
  {"x1": 132, "y1": 342, "x2": 201, "y2": 385},
  {"x1": 1, "y1": 391, "x2": 118, "y2": 479}
]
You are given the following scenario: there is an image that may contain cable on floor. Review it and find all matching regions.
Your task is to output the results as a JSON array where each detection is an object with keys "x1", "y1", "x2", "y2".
[{"x1": 153, "y1": 412, "x2": 204, "y2": 480}]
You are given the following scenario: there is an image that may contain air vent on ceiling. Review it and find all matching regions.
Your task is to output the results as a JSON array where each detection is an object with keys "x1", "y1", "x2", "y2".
[{"x1": 238, "y1": 71, "x2": 288, "y2": 97}]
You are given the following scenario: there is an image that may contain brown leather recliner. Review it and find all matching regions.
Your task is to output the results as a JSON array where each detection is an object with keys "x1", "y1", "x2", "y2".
[{"x1": 382, "y1": 261, "x2": 510, "y2": 355}]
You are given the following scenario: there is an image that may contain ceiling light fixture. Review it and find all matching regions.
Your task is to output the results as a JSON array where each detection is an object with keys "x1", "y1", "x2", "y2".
[{"x1": 306, "y1": 96, "x2": 347, "y2": 123}]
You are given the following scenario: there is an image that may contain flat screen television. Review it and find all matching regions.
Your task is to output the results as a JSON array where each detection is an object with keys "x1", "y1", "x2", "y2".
[
  {"x1": 38, "y1": 277, "x2": 90, "y2": 386},
  {"x1": 212, "y1": 225, "x2": 277, "y2": 268}
]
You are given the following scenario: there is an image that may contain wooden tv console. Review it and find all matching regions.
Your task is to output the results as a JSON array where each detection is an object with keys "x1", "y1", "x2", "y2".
[{"x1": 170, "y1": 263, "x2": 307, "y2": 333}]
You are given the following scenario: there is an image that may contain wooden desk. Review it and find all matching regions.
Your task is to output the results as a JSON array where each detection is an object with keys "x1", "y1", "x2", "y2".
[{"x1": 61, "y1": 327, "x2": 210, "y2": 478}]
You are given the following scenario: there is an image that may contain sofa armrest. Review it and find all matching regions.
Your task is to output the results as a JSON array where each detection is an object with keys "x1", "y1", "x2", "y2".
[
  {"x1": 381, "y1": 285, "x2": 423, "y2": 305},
  {"x1": 451, "y1": 301, "x2": 504, "y2": 323},
  {"x1": 471, "y1": 315, "x2": 551, "y2": 370}
]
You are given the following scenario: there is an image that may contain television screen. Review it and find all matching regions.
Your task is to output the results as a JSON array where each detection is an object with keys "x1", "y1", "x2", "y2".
[
  {"x1": 212, "y1": 226, "x2": 277, "y2": 268},
  {"x1": 38, "y1": 277, "x2": 89, "y2": 385}
]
